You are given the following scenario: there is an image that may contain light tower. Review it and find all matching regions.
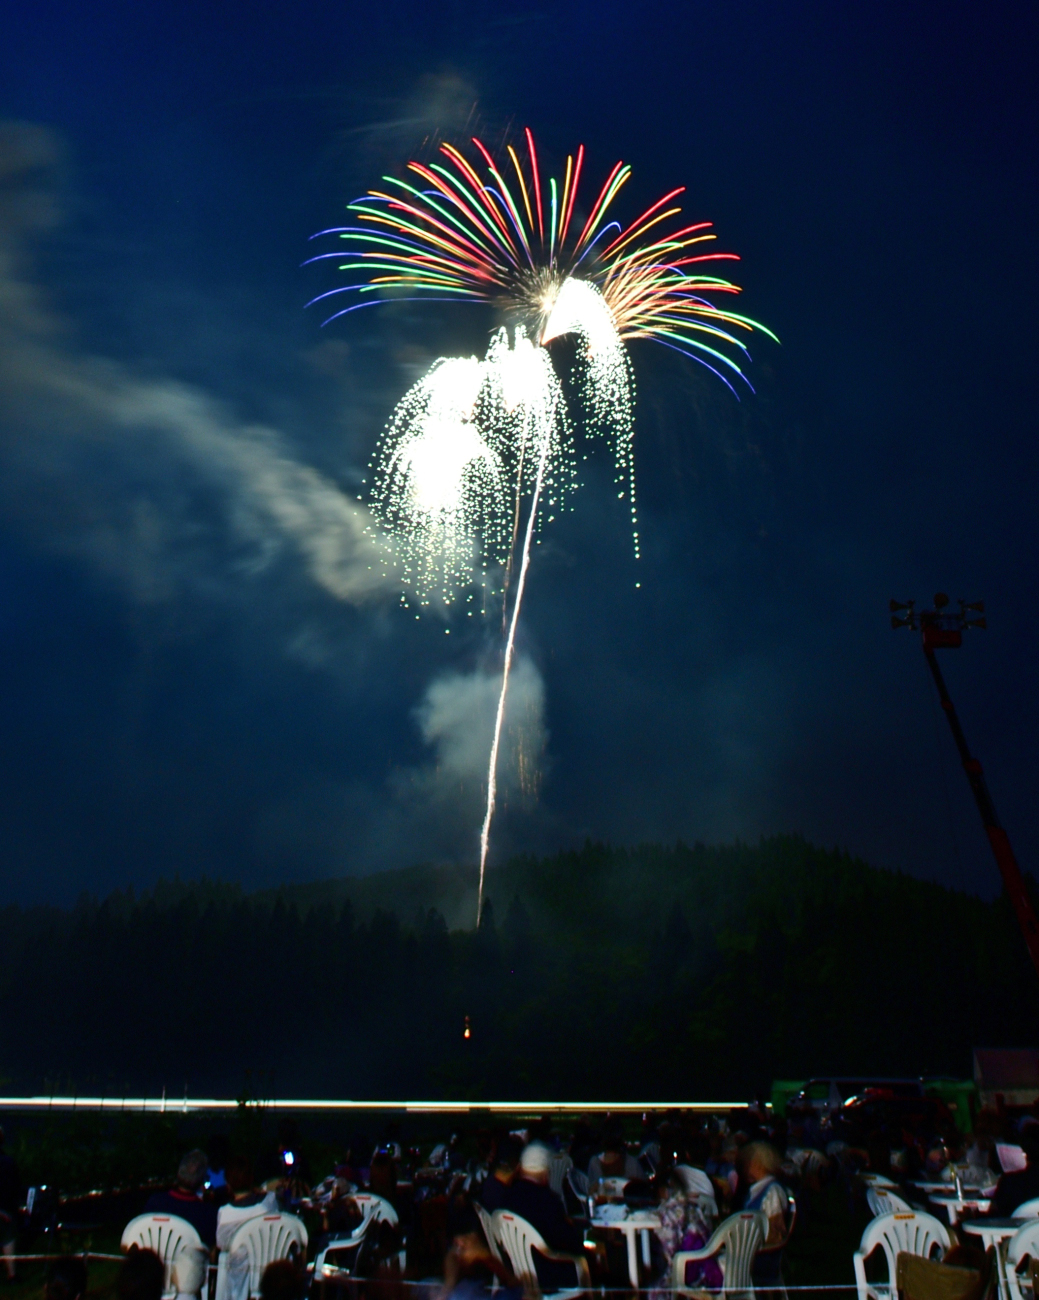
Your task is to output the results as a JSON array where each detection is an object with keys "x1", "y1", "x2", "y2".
[{"x1": 891, "y1": 593, "x2": 1039, "y2": 979}]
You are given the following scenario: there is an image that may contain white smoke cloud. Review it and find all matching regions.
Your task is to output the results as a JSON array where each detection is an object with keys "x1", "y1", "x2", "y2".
[
  {"x1": 414, "y1": 654, "x2": 546, "y2": 801},
  {"x1": 0, "y1": 120, "x2": 391, "y2": 615},
  {"x1": 252, "y1": 654, "x2": 549, "y2": 881},
  {"x1": 359, "y1": 655, "x2": 550, "y2": 851},
  {"x1": 386, "y1": 653, "x2": 548, "y2": 856}
]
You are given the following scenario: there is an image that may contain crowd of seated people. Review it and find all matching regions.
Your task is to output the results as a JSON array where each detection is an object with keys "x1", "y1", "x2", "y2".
[
  {"x1": 114, "y1": 1113, "x2": 796, "y2": 1296},
  {"x1": 66, "y1": 1093, "x2": 1039, "y2": 1298}
]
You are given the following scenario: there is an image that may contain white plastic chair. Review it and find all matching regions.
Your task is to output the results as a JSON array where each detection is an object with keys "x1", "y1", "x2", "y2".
[
  {"x1": 350, "y1": 1193, "x2": 404, "y2": 1270},
  {"x1": 561, "y1": 1169, "x2": 590, "y2": 1222},
  {"x1": 548, "y1": 1153, "x2": 574, "y2": 1200},
  {"x1": 474, "y1": 1202, "x2": 508, "y2": 1292},
  {"x1": 672, "y1": 1210, "x2": 768, "y2": 1298},
  {"x1": 852, "y1": 1211, "x2": 949, "y2": 1300},
  {"x1": 567, "y1": 1168, "x2": 589, "y2": 1197},
  {"x1": 492, "y1": 1209, "x2": 590, "y2": 1299},
  {"x1": 121, "y1": 1214, "x2": 205, "y2": 1300},
  {"x1": 475, "y1": 1203, "x2": 506, "y2": 1266},
  {"x1": 861, "y1": 1174, "x2": 899, "y2": 1189},
  {"x1": 350, "y1": 1193, "x2": 399, "y2": 1227},
  {"x1": 216, "y1": 1213, "x2": 307, "y2": 1300},
  {"x1": 867, "y1": 1188, "x2": 912, "y2": 1217},
  {"x1": 310, "y1": 1215, "x2": 372, "y2": 1289},
  {"x1": 1013, "y1": 1199, "x2": 1039, "y2": 1220},
  {"x1": 1005, "y1": 1219, "x2": 1039, "y2": 1300}
]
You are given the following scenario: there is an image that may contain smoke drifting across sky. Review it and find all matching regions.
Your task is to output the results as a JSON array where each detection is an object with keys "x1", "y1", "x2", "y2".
[{"x1": 0, "y1": 116, "x2": 549, "y2": 895}]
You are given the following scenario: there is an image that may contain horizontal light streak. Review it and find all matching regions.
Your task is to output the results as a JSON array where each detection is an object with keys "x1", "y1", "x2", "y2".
[{"x1": 0, "y1": 1096, "x2": 755, "y2": 1114}]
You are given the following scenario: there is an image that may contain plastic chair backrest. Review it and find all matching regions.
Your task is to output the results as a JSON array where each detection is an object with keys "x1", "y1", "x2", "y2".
[
  {"x1": 854, "y1": 1212, "x2": 949, "y2": 1300},
  {"x1": 492, "y1": 1209, "x2": 585, "y2": 1298},
  {"x1": 547, "y1": 1153, "x2": 573, "y2": 1199},
  {"x1": 868, "y1": 1188, "x2": 913, "y2": 1217},
  {"x1": 225, "y1": 1213, "x2": 308, "y2": 1300},
  {"x1": 712, "y1": 1211, "x2": 768, "y2": 1290},
  {"x1": 121, "y1": 1214, "x2": 205, "y2": 1299},
  {"x1": 311, "y1": 1217, "x2": 371, "y2": 1286},
  {"x1": 1006, "y1": 1221, "x2": 1039, "y2": 1300},
  {"x1": 351, "y1": 1193, "x2": 399, "y2": 1227},
  {"x1": 1008, "y1": 1220, "x2": 1039, "y2": 1267},
  {"x1": 1012, "y1": 1199, "x2": 1039, "y2": 1221},
  {"x1": 475, "y1": 1203, "x2": 505, "y2": 1265},
  {"x1": 566, "y1": 1168, "x2": 589, "y2": 1197},
  {"x1": 561, "y1": 1168, "x2": 590, "y2": 1219}
]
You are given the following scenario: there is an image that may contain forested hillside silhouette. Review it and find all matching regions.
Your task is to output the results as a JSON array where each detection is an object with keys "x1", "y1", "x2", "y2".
[{"x1": 1, "y1": 837, "x2": 1030, "y2": 1099}]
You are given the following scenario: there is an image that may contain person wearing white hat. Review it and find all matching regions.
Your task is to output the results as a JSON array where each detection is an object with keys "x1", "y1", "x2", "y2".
[{"x1": 501, "y1": 1145, "x2": 586, "y2": 1291}]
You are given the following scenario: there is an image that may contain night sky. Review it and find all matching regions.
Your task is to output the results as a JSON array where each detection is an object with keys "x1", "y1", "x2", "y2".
[{"x1": 1, "y1": 0, "x2": 1036, "y2": 905}]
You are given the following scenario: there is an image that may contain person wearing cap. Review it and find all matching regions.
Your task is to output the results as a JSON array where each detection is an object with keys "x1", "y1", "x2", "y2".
[
  {"x1": 144, "y1": 1150, "x2": 218, "y2": 1247},
  {"x1": 502, "y1": 1144, "x2": 586, "y2": 1292}
]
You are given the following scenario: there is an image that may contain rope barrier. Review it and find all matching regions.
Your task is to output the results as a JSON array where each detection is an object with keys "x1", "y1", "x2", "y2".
[
  {"x1": 1, "y1": 1258, "x2": 860, "y2": 1291},
  {"x1": 5, "y1": 1252, "x2": 124, "y2": 1262}
]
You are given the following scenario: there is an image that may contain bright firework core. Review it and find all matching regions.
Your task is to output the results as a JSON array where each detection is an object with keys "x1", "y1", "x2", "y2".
[{"x1": 369, "y1": 328, "x2": 570, "y2": 609}]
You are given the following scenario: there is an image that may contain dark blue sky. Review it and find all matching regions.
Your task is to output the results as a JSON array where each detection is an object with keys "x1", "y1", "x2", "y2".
[{"x1": 0, "y1": 0, "x2": 1036, "y2": 904}]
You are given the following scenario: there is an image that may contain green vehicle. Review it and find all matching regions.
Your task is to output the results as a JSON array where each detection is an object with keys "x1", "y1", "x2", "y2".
[
  {"x1": 770, "y1": 1076, "x2": 977, "y2": 1132},
  {"x1": 922, "y1": 1077, "x2": 978, "y2": 1134},
  {"x1": 770, "y1": 1080, "x2": 808, "y2": 1117}
]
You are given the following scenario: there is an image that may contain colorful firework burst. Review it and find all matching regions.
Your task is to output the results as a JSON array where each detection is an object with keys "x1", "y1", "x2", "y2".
[{"x1": 306, "y1": 129, "x2": 778, "y2": 397}]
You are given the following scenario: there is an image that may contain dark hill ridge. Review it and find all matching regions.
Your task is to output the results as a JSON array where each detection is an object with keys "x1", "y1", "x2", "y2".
[
  {"x1": 256, "y1": 835, "x2": 993, "y2": 937},
  {"x1": 0, "y1": 837, "x2": 1032, "y2": 1100}
]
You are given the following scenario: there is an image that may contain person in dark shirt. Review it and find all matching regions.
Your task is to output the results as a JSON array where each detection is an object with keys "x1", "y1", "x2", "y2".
[
  {"x1": 479, "y1": 1137, "x2": 522, "y2": 1214},
  {"x1": 990, "y1": 1127, "x2": 1039, "y2": 1218},
  {"x1": 502, "y1": 1145, "x2": 586, "y2": 1292},
  {"x1": 145, "y1": 1150, "x2": 219, "y2": 1247},
  {"x1": 0, "y1": 1126, "x2": 20, "y2": 1280}
]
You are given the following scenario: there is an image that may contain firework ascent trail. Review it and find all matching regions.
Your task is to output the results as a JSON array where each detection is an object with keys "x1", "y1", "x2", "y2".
[
  {"x1": 309, "y1": 131, "x2": 777, "y2": 925},
  {"x1": 477, "y1": 415, "x2": 550, "y2": 925}
]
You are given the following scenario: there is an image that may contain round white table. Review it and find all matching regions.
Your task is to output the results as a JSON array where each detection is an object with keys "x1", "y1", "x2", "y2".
[
  {"x1": 589, "y1": 1211, "x2": 660, "y2": 1289},
  {"x1": 928, "y1": 1190, "x2": 992, "y2": 1225},
  {"x1": 961, "y1": 1219, "x2": 1021, "y2": 1300}
]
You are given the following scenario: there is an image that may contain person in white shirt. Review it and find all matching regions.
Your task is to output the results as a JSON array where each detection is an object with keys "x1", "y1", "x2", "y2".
[
  {"x1": 741, "y1": 1143, "x2": 789, "y2": 1245},
  {"x1": 216, "y1": 1157, "x2": 279, "y2": 1252},
  {"x1": 216, "y1": 1155, "x2": 280, "y2": 1300}
]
